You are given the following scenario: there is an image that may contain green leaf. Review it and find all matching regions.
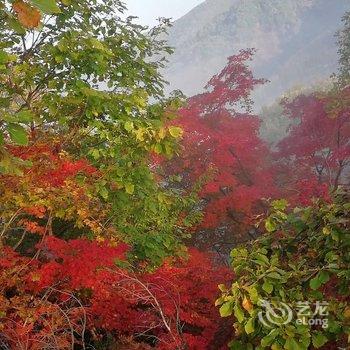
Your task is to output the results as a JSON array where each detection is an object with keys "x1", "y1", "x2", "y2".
[
  {"x1": 168, "y1": 126, "x2": 183, "y2": 138},
  {"x1": 231, "y1": 248, "x2": 248, "y2": 259},
  {"x1": 309, "y1": 277, "x2": 321, "y2": 290},
  {"x1": 16, "y1": 110, "x2": 34, "y2": 123},
  {"x1": 0, "y1": 50, "x2": 8, "y2": 64},
  {"x1": 262, "y1": 280, "x2": 274, "y2": 294},
  {"x1": 255, "y1": 253, "x2": 269, "y2": 266},
  {"x1": 228, "y1": 340, "x2": 246, "y2": 350},
  {"x1": 244, "y1": 318, "x2": 255, "y2": 335},
  {"x1": 312, "y1": 333, "x2": 328, "y2": 348},
  {"x1": 318, "y1": 271, "x2": 330, "y2": 284},
  {"x1": 124, "y1": 121, "x2": 134, "y2": 132},
  {"x1": 90, "y1": 149, "x2": 100, "y2": 160},
  {"x1": 8, "y1": 123, "x2": 28, "y2": 145},
  {"x1": 7, "y1": 18, "x2": 26, "y2": 35},
  {"x1": 261, "y1": 329, "x2": 279, "y2": 347},
  {"x1": 272, "y1": 199, "x2": 288, "y2": 211},
  {"x1": 153, "y1": 143, "x2": 163, "y2": 154},
  {"x1": 267, "y1": 272, "x2": 282, "y2": 280},
  {"x1": 99, "y1": 186, "x2": 109, "y2": 200},
  {"x1": 0, "y1": 97, "x2": 10, "y2": 108},
  {"x1": 219, "y1": 301, "x2": 232, "y2": 317},
  {"x1": 327, "y1": 319, "x2": 341, "y2": 333},
  {"x1": 310, "y1": 271, "x2": 330, "y2": 290},
  {"x1": 265, "y1": 217, "x2": 277, "y2": 232},
  {"x1": 30, "y1": 0, "x2": 61, "y2": 14},
  {"x1": 247, "y1": 286, "x2": 259, "y2": 303},
  {"x1": 89, "y1": 37, "x2": 106, "y2": 50},
  {"x1": 284, "y1": 338, "x2": 302, "y2": 350},
  {"x1": 234, "y1": 304, "x2": 245, "y2": 323}
]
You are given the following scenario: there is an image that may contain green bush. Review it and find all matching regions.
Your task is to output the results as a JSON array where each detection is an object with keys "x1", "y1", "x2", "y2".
[{"x1": 217, "y1": 191, "x2": 350, "y2": 349}]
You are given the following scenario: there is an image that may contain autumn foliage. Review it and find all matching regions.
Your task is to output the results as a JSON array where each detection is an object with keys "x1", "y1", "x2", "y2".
[
  {"x1": 0, "y1": 1, "x2": 349, "y2": 349},
  {"x1": 275, "y1": 89, "x2": 350, "y2": 204},
  {"x1": 0, "y1": 239, "x2": 231, "y2": 349},
  {"x1": 164, "y1": 51, "x2": 350, "y2": 255},
  {"x1": 164, "y1": 50, "x2": 278, "y2": 253}
]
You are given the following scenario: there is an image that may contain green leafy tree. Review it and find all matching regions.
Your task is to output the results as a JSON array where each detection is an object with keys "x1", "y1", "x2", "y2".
[
  {"x1": 0, "y1": 0, "x2": 200, "y2": 265},
  {"x1": 217, "y1": 193, "x2": 350, "y2": 349}
]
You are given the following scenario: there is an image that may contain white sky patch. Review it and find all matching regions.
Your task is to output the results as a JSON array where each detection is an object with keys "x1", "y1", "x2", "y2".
[{"x1": 126, "y1": 0, "x2": 205, "y2": 27}]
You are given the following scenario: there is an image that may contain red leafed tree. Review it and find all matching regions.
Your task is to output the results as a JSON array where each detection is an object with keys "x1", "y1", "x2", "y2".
[
  {"x1": 276, "y1": 88, "x2": 350, "y2": 205},
  {"x1": 0, "y1": 143, "x2": 109, "y2": 246},
  {"x1": 165, "y1": 50, "x2": 277, "y2": 255},
  {"x1": 0, "y1": 238, "x2": 231, "y2": 349}
]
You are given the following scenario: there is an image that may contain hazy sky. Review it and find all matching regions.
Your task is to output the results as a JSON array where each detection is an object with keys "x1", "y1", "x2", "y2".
[{"x1": 126, "y1": 0, "x2": 204, "y2": 27}]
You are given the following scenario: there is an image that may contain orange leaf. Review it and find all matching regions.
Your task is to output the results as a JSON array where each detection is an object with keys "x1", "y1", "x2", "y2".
[
  {"x1": 31, "y1": 272, "x2": 41, "y2": 282},
  {"x1": 13, "y1": 1, "x2": 41, "y2": 29},
  {"x1": 242, "y1": 297, "x2": 253, "y2": 312}
]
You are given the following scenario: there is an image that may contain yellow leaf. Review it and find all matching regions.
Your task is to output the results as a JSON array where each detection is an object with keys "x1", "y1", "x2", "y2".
[
  {"x1": 134, "y1": 128, "x2": 145, "y2": 141},
  {"x1": 168, "y1": 126, "x2": 183, "y2": 138},
  {"x1": 323, "y1": 226, "x2": 331, "y2": 235},
  {"x1": 125, "y1": 183, "x2": 134, "y2": 195},
  {"x1": 158, "y1": 127, "x2": 166, "y2": 140}
]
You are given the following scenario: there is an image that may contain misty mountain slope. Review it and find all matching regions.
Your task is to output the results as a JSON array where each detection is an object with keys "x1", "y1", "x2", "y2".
[{"x1": 163, "y1": 0, "x2": 349, "y2": 108}]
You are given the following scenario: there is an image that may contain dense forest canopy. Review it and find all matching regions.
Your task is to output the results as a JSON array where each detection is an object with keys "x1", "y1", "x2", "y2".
[{"x1": 0, "y1": 1, "x2": 349, "y2": 350}]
